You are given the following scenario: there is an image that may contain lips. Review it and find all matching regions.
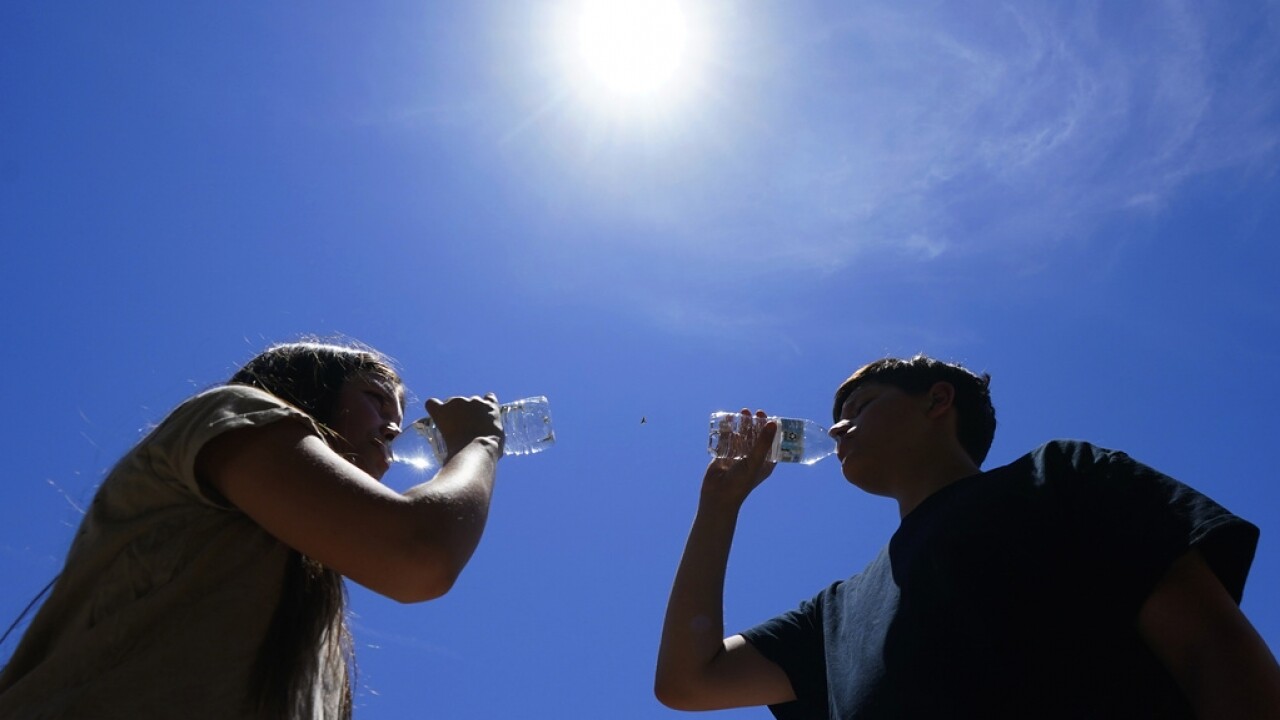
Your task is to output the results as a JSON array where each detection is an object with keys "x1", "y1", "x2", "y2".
[
  {"x1": 371, "y1": 438, "x2": 392, "y2": 475},
  {"x1": 836, "y1": 439, "x2": 856, "y2": 464}
]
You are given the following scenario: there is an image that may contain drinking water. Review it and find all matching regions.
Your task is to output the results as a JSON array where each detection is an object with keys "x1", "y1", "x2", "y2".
[
  {"x1": 708, "y1": 411, "x2": 835, "y2": 465},
  {"x1": 393, "y1": 396, "x2": 555, "y2": 472}
]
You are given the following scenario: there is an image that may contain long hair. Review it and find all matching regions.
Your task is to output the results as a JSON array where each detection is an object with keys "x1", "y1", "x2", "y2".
[{"x1": 230, "y1": 340, "x2": 403, "y2": 719}]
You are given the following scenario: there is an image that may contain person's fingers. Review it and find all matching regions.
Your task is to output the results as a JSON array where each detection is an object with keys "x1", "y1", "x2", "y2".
[{"x1": 749, "y1": 420, "x2": 777, "y2": 468}]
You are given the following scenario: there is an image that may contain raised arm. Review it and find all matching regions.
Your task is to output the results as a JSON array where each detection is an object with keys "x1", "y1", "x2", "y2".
[
  {"x1": 197, "y1": 394, "x2": 503, "y2": 604},
  {"x1": 655, "y1": 412, "x2": 796, "y2": 711},
  {"x1": 1138, "y1": 547, "x2": 1280, "y2": 719}
]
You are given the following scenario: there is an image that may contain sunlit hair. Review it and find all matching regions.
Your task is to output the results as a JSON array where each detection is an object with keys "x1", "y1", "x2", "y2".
[
  {"x1": 230, "y1": 340, "x2": 404, "y2": 435},
  {"x1": 833, "y1": 355, "x2": 996, "y2": 466},
  {"x1": 228, "y1": 340, "x2": 403, "y2": 720}
]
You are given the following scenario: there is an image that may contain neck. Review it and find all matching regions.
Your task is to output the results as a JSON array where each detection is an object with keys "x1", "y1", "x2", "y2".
[{"x1": 893, "y1": 450, "x2": 981, "y2": 519}]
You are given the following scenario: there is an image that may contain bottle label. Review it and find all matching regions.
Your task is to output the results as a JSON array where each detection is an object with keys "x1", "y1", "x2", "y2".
[{"x1": 776, "y1": 418, "x2": 805, "y2": 463}]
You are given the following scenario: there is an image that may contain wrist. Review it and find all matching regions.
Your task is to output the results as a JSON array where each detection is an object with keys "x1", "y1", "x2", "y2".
[
  {"x1": 441, "y1": 434, "x2": 502, "y2": 462},
  {"x1": 467, "y1": 434, "x2": 503, "y2": 457},
  {"x1": 696, "y1": 492, "x2": 746, "y2": 519}
]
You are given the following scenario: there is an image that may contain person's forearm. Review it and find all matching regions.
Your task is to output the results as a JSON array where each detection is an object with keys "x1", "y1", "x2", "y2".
[
  {"x1": 655, "y1": 497, "x2": 742, "y2": 704},
  {"x1": 401, "y1": 437, "x2": 501, "y2": 597}
]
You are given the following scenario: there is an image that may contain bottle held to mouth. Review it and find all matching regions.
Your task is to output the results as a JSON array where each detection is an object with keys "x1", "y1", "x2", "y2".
[
  {"x1": 393, "y1": 396, "x2": 555, "y2": 472},
  {"x1": 707, "y1": 411, "x2": 835, "y2": 465}
]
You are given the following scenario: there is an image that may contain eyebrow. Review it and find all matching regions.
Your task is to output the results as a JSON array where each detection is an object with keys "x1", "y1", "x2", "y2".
[
  {"x1": 842, "y1": 387, "x2": 878, "y2": 417},
  {"x1": 361, "y1": 378, "x2": 404, "y2": 408},
  {"x1": 840, "y1": 390, "x2": 866, "y2": 418}
]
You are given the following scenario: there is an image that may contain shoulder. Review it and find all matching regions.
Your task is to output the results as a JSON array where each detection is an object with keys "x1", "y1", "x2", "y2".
[
  {"x1": 1017, "y1": 440, "x2": 1193, "y2": 492},
  {"x1": 1007, "y1": 439, "x2": 1141, "y2": 484},
  {"x1": 1024, "y1": 439, "x2": 1118, "y2": 466},
  {"x1": 157, "y1": 385, "x2": 320, "y2": 440},
  {"x1": 744, "y1": 574, "x2": 855, "y2": 644},
  {"x1": 118, "y1": 385, "x2": 321, "y2": 506},
  {"x1": 802, "y1": 551, "x2": 890, "y2": 618},
  {"x1": 969, "y1": 440, "x2": 1148, "y2": 509},
  {"x1": 174, "y1": 383, "x2": 299, "y2": 417}
]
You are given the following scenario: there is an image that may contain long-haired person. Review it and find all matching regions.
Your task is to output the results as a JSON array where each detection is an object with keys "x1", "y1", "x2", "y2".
[{"x1": 0, "y1": 340, "x2": 505, "y2": 719}]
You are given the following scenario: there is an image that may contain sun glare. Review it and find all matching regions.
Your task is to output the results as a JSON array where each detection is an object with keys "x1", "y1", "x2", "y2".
[{"x1": 573, "y1": 0, "x2": 690, "y2": 99}]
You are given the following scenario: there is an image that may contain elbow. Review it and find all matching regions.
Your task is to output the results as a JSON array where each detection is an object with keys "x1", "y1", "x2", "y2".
[
  {"x1": 379, "y1": 543, "x2": 466, "y2": 604},
  {"x1": 654, "y1": 672, "x2": 703, "y2": 711},
  {"x1": 369, "y1": 501, "x2": 486, "y2": 603},
  {"x1": 654, "y1": 689, "x2": 706, "y2": 712},
  {"x1": 385, "y1": 572, "x2": 454, "y2": 604},
  {"x1": 653, "y1": 684, "x2": 685, "y2": 711}
]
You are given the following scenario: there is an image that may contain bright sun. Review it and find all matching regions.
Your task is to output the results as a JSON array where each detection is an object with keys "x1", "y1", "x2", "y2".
[{"x1": 572, "y1": 0, "x2": 691, "y2": 100}]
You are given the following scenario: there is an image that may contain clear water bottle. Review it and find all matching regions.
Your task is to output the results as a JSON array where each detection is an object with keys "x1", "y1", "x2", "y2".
[
  {"x1": 393, "y1": 396, "x2": 555, "y2": 472},
  {"x1": 708, "y1": 412, "x2": 835, "y2": 465}
]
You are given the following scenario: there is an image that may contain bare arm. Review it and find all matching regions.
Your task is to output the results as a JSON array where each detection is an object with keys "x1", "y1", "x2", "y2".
[
  {"x1": 197, "y1": 395, "x2": 503, "y2": 603},
  {"x1": 655, "y1": 413, "x2": 796, "y2": 711},
  {"x1": 1139, "y1": 548, "x2": 1280, "y2": 719}
]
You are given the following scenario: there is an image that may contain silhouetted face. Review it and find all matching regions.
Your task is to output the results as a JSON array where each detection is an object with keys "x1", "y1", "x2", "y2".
[
  {"x1": 828, "y1": 382, "x2": 931, "y2": 495},
  {"x1": 326, "y1": 373, "x2": 404, "y2": 479}
]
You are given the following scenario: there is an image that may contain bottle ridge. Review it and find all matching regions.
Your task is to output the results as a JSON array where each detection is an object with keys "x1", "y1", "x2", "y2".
[
  {"x1": 707, "y1": 411, "x2": 835, "y2": 465},
  {"x1": 393, "y1": 396, "x2": 555, "y2": 472}
]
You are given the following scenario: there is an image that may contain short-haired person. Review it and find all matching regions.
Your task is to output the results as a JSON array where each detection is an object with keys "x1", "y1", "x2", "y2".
[
  {"x1": 0, "y1": 341, "x2": 505, "y2": 719},
  {"x1": 656, "y1": 356, "x2": 1280, "y2": 718}
]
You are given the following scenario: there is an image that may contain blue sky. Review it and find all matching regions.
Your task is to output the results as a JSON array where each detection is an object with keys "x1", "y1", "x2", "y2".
[{"x1": 2, "y1": 1, "x2": 1278, "y2": 717}]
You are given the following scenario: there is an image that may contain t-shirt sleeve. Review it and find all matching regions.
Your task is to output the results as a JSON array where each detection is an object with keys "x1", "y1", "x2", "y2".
[
  {"x1": 143, "y1": 384, "x2": 322, "y2": 507},
  {"x1": 1042, "y1": 440, "x2": 1259, "y2": 614},
  {"x1": 740, "y1": 590, "x2": 831, "y2": 720}
]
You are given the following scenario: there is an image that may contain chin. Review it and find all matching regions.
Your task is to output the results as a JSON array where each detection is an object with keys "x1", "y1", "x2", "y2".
[
  {"x1": 840, "y1": 465, "x2": 882, "y2": 494},
  {"x1": 837, "y1": 458, "x2": 861, "y2": 485},
  {"x1": 844, "y1": 475, "x2": 875, "y2": 492}
]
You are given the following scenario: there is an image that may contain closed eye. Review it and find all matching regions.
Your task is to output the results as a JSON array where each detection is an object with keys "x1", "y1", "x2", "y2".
[
  {"x1": 365, "y1": 390, "x2": 393, "y2": 412},
  {"x1": 847, "y1": 396, "x2": 873, "y2": 420}
]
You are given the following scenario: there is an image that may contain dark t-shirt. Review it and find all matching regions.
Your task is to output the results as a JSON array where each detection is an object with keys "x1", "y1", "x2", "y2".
[{"x1": 740, "y1": 440, "x2": 1259, "y2": 719}]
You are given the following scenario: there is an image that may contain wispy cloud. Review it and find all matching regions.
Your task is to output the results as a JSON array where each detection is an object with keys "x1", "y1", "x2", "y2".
[
  {"x1": 479, "y1": 0, "x2": 1278, "y2": 336},
  {"x1": 528, "y1": 0, "x2": 1278, "y2": 278},
  {"x1": 758, "y1": 0, "x2": 1280, "y2": 267}
]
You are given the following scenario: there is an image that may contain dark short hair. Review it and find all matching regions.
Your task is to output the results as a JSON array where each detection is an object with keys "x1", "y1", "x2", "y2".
[{"x1": 832, "y1": 355, "x2": 996, "y2": 466}]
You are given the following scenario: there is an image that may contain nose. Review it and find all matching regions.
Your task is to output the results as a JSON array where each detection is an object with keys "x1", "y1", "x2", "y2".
[
  {"x1": 828, "y1": 420, "x2": 849, "y2": 439},
  {"x1": 383, "y1": 423, "x2": 402, "y2": 442}
]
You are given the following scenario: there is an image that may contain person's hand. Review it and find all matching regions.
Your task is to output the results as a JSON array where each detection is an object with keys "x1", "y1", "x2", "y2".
[
  {"x1": 426, "y1": 393, "x2": 504, "y2": 459},
  {"x1": 700, "y1": 409, "x2": 777, "y2": 509}
]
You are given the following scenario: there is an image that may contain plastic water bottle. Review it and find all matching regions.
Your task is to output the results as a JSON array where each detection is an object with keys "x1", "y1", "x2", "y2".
[
  {"x1": 393, "y1": 396, "x2": 555, "y2": 472},
  {"x1": 707, "y1": 412, "x2": 835, "y2": 465}
]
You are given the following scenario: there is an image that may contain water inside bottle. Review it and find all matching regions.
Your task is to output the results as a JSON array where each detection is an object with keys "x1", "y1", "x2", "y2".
[
  {"x1": 708, "y1": 412, "x2": 771, "y2": 460},
  {"x1": 394, "y1": 418, "x2": 443, "y2": 471},
  {"x1": 707, "y1": 412, "x2": 834, "y2": 464},
  {"x1": 389, "y1": 396, "x2": 555, "y2": 474},
  {"x1": 500, "y1": 396, "x2": 556, "y2": 455}
]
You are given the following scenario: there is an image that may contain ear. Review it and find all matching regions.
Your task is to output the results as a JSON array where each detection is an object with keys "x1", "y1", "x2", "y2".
[{"x1": 924, "y1": 381, "x2": 956, "y2": 419}]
